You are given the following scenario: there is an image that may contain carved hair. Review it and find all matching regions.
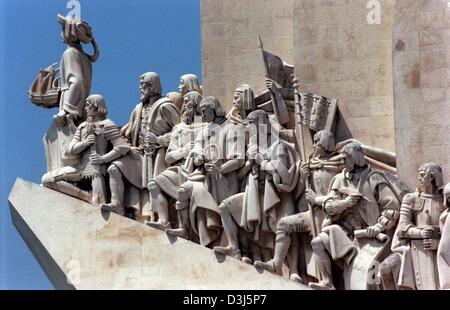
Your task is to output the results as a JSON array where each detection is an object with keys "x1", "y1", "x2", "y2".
[
  {"x1": 140, "y1": 72, "x2": 162, "y2": 96},
  {"x1": 86, "y1": 94, "x2": 107, "y2": 117},
  {"x1": 246, "y1": 110, "x2": 269, "y2": 123},
  {"x1": 419, "y1": 162, "x2": 444, "y2": 188},
  {"x1": 314, "y1": 130, "x2": 335, "y2": 152},
  {"x1": 341, "y1": 142, "x2": 366, "y2": 167},
  {"x1": 444, "y1": 183, "x2": 450, "y2": 208},
  {"x1": 199, "y1": 96, "x2": 226, "y2": 117},
  {"x1": 181, "y1": 74, "x2": 202, "y2": 94},
  {"x1": 184, "y1": 91, "x2": 203, "y2": 113},
  {"x1": 235, "y1": 84, "x2": 255, "y2": 111}
]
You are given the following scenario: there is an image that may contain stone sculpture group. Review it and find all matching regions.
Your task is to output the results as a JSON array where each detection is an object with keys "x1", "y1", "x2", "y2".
[{"x1": 28, "y1": 15, "x2": 450, "y2": 290}]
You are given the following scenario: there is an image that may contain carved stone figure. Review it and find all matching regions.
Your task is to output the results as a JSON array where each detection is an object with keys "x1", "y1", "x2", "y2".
[
  {"x1": 438, "y1": 183, "x2": 450, "y2": 290},
  {"x1": 54, "y1": 14, "x2": 99, "y2": 127},
  {"x1": 226, "y1": 84, "x2": 256, "y2": 124},
  {"x1": 100, "y1": 72, "x2": 180, "y2": 217},
  {"x1": 384, "y1": 163, "x2": 445, "y2": 290},
  {"x1": 178, "y1": 74, "x2": 202, "y2": 97},
  {"x1": 166, "y1": 96, "x2": 245, "y2": 247},
  {"x1": 42, "y1": 95, "x2": 129, "y2": 204},
  {"x1": 147, "y1": 91, "x2": 204, "y2": 229},
  {"x1": 308, "y1": 142, "x2": 400, "y2": 290},
  {"x1": 213, "y1": 110, "x2": 299, "y2": 266},
  {"x1": 255, "y1": 130, "x2": 344, "y2": 283}
]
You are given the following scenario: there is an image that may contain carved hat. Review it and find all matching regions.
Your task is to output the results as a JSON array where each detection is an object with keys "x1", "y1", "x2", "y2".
[
  {"x1": 57, "y1": 14, "x2": 94, "y2": 44},
  {"x1": 199, "y1": 96, "x2": 226, "y2": 118},
  {"x1": 180, "y1": 74, "x2": 202, "y2": 94},
  {"x1": 140, "y1": 72, "x2": 162, "y2": 96},
  {"x1": 314, "y1": 130, "x2": 335, "y2": 152},
  {"x1": 235, "y1": 84, "x2": 255, "y2": 111},
  {"x1": 444, "y1": 183, "x2": 450, "y2": 207},
  {"x1": 419, "y1": 162, "x2": 444, "y2": 188}
]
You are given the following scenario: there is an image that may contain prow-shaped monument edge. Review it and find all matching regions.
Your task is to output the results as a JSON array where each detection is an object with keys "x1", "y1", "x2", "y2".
[{"x1": 8, "y1": 178, "x2": 310, "y2": 290}]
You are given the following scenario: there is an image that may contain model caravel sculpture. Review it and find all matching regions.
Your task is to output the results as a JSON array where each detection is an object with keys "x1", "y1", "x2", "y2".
[{"x1": 27, "y1": 14, "x2": 450, "y2": 290}]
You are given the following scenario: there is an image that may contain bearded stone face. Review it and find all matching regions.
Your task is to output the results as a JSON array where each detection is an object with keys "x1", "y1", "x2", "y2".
[{"x1": 182, "y1": 97, "x2": 195, "y2": 124}]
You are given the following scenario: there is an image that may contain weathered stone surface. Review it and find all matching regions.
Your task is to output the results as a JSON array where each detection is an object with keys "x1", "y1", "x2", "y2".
[
  {"x1": 201, "y1": 0, "x2": 294, "y2": 111},
  {"x1": 293, "y1": 0, "x2": 396, "y2": 152},
  {"x1": 393, "y1": 0, "x2": 450, "y2": 189},
  {"x1": 8, "y1": 178, "x2": 309, "y2": 290}
]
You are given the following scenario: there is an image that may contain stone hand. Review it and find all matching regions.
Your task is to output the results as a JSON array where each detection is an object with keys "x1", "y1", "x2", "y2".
[
  {"x1": 84, "y1": 134, "x2": 96, "y2": 146},
  {"x1": 194, "y1": 154, "x2": 204, "y2": 166},
  {"x1": 265, "y1": 77, "x2": 275, "y2": 91},
  {"x1": 423, "y1": 238, "x2": 439, "y2": 250},
  {"x1": 144, "y1": 132, "x2": 158, "y2": 145},
  {"x1": 255, "y1": 153, "x2": 265, "y2": 165},
  {"x1": 300, "y1": 162, "x2": 310, "y2": 179},
  {"x1": 90, "y1": 152, "x2": 105, "y2": 165},
  {"x1": 305, "y1": 188, "x2": 317, "y2": 205},
  {"x1": 420, "y1": 227, "x2": 434, "y2": 239},
  {"x1": 344, "y1": 195, "x2": 360, "y2": 208},
  {"x1": 204, "y1": 163, "x2": 221, "y2": 175},
  {"x1": 130, "y1": 147, "x2": 141, "y2": 160},
  {"x1": 365, "y1": 225, "x2": 382, "y2": 238}
]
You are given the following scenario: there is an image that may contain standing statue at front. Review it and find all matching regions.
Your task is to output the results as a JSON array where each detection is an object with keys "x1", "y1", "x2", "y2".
[
  {"x1": 384, "y1": 163, "x2": 445, "y2": 290},
  {"x1": 101, "y1": 72, "x2": 180, "y2": 217},
  {"x1": 54, "y1": 14, "x2": 99, "y2": 127}
]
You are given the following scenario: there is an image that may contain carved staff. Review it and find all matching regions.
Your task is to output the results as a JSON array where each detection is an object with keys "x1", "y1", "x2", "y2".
[
  {"x1": 293, "y1": 78, "x2": 322, "y2": 281},
  {"x1": 293, "y1": 79, "x2": 319, "y2": 239},
  {"x1": 86, "y1": 116, "x2": 100, "y2": 174}
]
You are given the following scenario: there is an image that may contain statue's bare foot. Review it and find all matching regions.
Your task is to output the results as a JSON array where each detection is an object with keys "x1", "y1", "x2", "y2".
[
  {"x1": 146, "y1": 221, "x2": 172, "y2": 230},
  {"x1": 100, "y1": 202, "x2": 124, "y2": 216},
  {"x1": 308, "y1": 281, "x2": 335, "y2": 290},
  {"x1": 213, "y1": 246, "x2": 241, "y2": 260},
  {"x1": 166, "y1": 227, "x2": 188, "y2": 239},
  {"x1": 241, "y1": 256, "x2": 253, "y2": 265},
  {"x1": 254, "y1": 260, "x2": 277, "y2": 273},
  {"x1": 289, "y1": 273, "x2": 303, "y2": 283}
]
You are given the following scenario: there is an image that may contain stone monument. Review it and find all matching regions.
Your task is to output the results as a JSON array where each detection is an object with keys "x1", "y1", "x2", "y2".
[{"x1": 10, "y1": 1, "x2": 450, "y2": 290}]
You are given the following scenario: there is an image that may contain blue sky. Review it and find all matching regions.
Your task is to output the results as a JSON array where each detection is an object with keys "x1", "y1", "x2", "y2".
[{"x1": 0, "y1": 0, "x2": 201, "y2": 289}]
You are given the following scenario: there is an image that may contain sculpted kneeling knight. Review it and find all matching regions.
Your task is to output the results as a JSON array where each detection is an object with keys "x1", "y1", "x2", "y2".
[{"x1": 42, "y1": 95, "x2": 130, "y2": 204}]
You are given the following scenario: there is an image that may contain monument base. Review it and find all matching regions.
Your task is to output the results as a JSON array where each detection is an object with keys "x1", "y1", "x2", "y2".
[{"x1": 8, "y1": 178, "x2": 309, "y2": 290}]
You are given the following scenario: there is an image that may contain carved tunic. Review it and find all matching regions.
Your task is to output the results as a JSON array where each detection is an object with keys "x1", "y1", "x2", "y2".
[
  {"x1": 112, "y1": 97, "x2": 180, "y2": 189},
  {"x1": 59, "y1": 46, "x2": 92, "y2": 120},
  {"x1": 150, "y1": 122, "x2": 204, "y2": 200},
  {"x1": 392, "y1": 192, "x2": 445, "y2": 290}
]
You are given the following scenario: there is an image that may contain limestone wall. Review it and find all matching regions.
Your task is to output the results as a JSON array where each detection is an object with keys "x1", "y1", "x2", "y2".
[
  {"x1": 201, "y1": 0, "x2": 294, "y2": 111},
  {"x1": 293, "y1": 0, "x2": 396, "y2": 152},
  {"x1": 393, "y1": 0, "x2": 450, "y2": 189}
]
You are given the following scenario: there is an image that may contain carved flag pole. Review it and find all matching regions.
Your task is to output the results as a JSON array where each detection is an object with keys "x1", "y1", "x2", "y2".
[
  {"x1": 293, "y1": 78, "x2": 322, "y2": 281},
  {"x1": 257, "y1": 35, "x2": 289, "y2": 125}
]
